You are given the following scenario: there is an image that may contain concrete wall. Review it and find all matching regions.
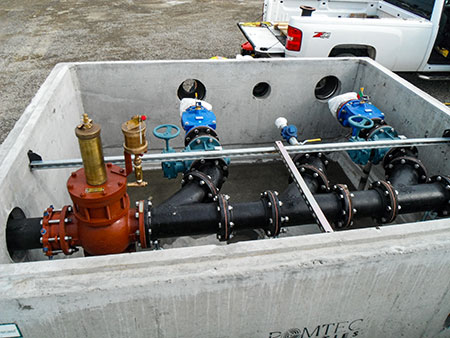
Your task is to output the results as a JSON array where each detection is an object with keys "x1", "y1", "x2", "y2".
[
  {"x1": 0, "y1": 221, "x2": 449, "y2": 338},
  {"x1": 355, "y1": 59, "x2": 450, "y2": 176},
  {"x1": 0, "y1": 59, "x2": 449, "y2": 337},
  {"x1": 74, "y1": 58, "x2": 359, "y2": 154},
  {"x1": 0, "y1": 64, "x2": 83, "y2": 264}
]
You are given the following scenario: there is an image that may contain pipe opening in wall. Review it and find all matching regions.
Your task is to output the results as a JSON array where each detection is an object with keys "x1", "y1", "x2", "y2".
[
  {"x1": 253, "y1": 82, "x2": 271, "y2": 99},
  {"x1": 6, "y1": 207, "x2": 27, "y2": 262},
  {"x1": 315, "y1": 76, "x2": 340, "y2": 100},
  {"x1": 177, "y1": 79, "x2": 206, "y2": 100}
]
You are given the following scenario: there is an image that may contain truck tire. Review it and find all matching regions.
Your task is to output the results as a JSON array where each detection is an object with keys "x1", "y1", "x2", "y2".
[{"x1": 335, "y1": 53, "x2": 357, "y2": 57}]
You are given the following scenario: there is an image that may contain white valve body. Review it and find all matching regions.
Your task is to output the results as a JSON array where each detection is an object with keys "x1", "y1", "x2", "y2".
[{"x1": 327, "y1": 92, "x2": 358, "y2": 119}]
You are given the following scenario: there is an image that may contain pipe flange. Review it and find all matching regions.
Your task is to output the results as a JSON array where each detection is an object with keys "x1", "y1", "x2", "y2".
[
  {"x1": 216, "y1": 194, "x2": 233, "y2": 242},
  {"x1": 366, "y1": 124, "x2": 394, "y2": 139},
  {"x1": 298, "y1": 164, "x2": 330, "y2": 192},
  {"x1": 358, "y1": 119, "x2": 386, "y2": 139},
  {"x1": 428, "y1": 175, "x2": 450, "y2": 217},
  {"x1": 182, "y1": 170, "x2": 219, "y2": 201},
  {"x1": 189, "y1": 158, "x2": 229, "y2": 181},
  {"x1": 369, "y1": 180, "x2": 399, "y2": 224},
  {"x1": 138, "y1": 200, "x2": 152, "y2": 248},
  {"x1": 41, "y1": 205, "x2": 76, "y2": 256},
  {"x1": 384, "y1": 155, "x2": 427, "y2": 183},
  {"x1": 292, "y1": 153, "x2": 330, "y2": 192},
  {"x1": 184, "y1": 126, "x2": 219, "y2": 146},
  {"x1": 293, "y1": 152, "x2": 329, "y2": 170},
  {"x1": 332, "y1": 184, "x2": 354, "y2": 228},
  {"x1": 293, "y1": 152, "x2": 328, "y2": 163},
  {"x1": 260, "y1": 190, "x2": 282, "y2": 237},
  {"x1": 383, "y1": 146, "x2": 418, "y2": 168}
]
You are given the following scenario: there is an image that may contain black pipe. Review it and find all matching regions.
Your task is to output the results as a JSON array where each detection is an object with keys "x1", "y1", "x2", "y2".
[
  {"x1": 290, "y1": 153, "x2": 329, "y2": 194},
  {"x1": 396, "y1": 182, "x2": 447, "y2": 214},
  {"x1": 6, "y1": 216, "x2": 42, "y2": 253},
  {"x1": 158, "y1": 161, "x2": 225, "y2": 207},
  {"x1": 6, "y1": 182, "x2": 448, "y2": 251},
  {"x1": 150, "y1": 182, "x2": 447, "y2": 238},
  {"x1": 163, "y1": 152, "x2": 324, "y2": 208},
  {"x1": 389, "y1": 163, "x2": 419, "y2": 187}
]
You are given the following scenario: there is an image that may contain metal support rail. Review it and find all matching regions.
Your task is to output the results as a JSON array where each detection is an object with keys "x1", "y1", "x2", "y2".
[
  {"x1": 29, "y1": 137, "x2": 450, "y2": 170},
  {"x1": 275, "y1": 141, "x2": 334, "y2": 233}
]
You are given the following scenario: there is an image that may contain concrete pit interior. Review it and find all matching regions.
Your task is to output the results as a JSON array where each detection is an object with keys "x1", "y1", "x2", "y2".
[{"x1": 0, "y1": 58, "x2": 449, "y2": 338}]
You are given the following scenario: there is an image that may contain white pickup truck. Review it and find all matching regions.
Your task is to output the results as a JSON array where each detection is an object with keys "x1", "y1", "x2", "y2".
[{"x1": 238, "y1": 0, "x2": 450, "y2": 73}]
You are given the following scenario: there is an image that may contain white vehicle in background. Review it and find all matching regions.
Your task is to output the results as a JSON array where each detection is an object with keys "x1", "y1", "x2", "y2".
[{"x1": 238, "y1": 0, "x2": 450, "y2": 75}]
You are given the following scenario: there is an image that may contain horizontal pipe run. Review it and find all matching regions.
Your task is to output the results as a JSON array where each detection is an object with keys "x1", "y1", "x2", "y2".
[
  {"x1": 6, "y1": 217, "x2": 42, "y2": 252},
  {"x1": 150, "y1": 182, "x2": 447, "y2": 238},
  {"x1": 29, "y1": 137, "x2": 450, "y2": 170},
  {"x1": 6, "y1": 182, "x2": 448, "y2": 252}
]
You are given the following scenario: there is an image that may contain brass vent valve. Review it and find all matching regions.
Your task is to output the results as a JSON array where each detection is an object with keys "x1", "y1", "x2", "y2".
[
  {"x1": 121, "y1": 115, "x2": 148, "y2": 187},
  {"x1": 75, "y1": 113, "x2": 107, "y2": 186}
]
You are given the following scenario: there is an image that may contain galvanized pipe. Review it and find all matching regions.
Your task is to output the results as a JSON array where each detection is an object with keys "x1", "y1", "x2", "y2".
[{"x1": 29, "y1": 137, "x2": 450, "y2": 170}]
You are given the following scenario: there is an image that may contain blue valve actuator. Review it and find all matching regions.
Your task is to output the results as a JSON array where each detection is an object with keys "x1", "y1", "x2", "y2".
[
  {"x1": 338, "y1": 99, "x2": 384, "y2": 132},
  {"x1": 331, "y1": 93, "x2": 400, "y2": 165},
  {"x1": 181, "y1": 102, "x2": 217, "y2": 133},
  {"x1": 156, "y1": 101, "x2": 230, "y2": 179}
]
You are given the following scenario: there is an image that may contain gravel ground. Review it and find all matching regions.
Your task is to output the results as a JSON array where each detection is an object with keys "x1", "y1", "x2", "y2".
[
  {"x1": 0, "y1": 0, "x2": 262, "y2": 144},
  {"x1": 0, "y1": 0, "x2": 448, "y2": 145}
]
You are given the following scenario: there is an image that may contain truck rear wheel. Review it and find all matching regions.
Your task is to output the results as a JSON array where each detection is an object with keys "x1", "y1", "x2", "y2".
[
  {"x1": 335, "y1": 53, "x2": 357, "y2": 57},
  {"x1": 329, "y1": 46, "x2": 376, "y2": 59}
]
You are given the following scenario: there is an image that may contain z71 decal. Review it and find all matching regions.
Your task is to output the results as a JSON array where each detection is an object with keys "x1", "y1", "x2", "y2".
[{"x1": 313, "y1": 32, "x2": 331, "y2": 39}]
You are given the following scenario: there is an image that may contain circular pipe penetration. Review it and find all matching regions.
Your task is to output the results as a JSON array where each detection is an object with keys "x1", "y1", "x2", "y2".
[
  {"x1": 177, "y1": 79, "x2": 206, "y2": 100},
  {"x1": 315, "y1": 76, "x2": 340, "y2": 100},
  {"x1": 253, "y1": 82, "x2": 271, "y2": 99}
]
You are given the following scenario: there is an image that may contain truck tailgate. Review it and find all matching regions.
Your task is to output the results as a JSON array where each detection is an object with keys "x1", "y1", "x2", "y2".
[{"x1": 238, "y1": 22, "x2": 285, "y2": 55}]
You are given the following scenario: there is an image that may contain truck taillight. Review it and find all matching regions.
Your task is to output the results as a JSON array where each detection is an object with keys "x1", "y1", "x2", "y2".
[{"x1": 286, "y1": 26, "x2": 303, "y2": 52}]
